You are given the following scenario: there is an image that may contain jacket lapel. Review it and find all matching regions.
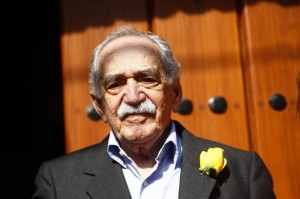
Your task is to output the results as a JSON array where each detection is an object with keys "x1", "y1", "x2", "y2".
[
  {"x1": 83, "y1": 137, "x2": 131, "y2": 199},
  {"x1": 176, "y1": 121, "x2": 218, "y2": 199},
  {"x1": 179, "y1": 162, "x2": 217, "y2": 199},
  {"x1": 83, "y1": 122, "x2": 218, "y2": 199}
]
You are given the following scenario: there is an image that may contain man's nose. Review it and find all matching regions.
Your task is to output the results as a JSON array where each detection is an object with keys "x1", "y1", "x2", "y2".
[{"x1": 123, "y1": 79, "x2": 146, "y2": 105}]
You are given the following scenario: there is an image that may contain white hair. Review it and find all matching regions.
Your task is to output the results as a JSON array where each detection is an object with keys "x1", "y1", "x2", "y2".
[{"x1": 88, "y1": 26, "x2": 180, "y2": 99}]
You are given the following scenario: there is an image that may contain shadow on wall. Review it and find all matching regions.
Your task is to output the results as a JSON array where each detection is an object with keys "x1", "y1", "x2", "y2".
[
  {"x1": 61, "y1": 0, "x2": 300, "y2": 32},
  {"x1": 5, "y1": 0, "x2": 65, "y2": 198}
]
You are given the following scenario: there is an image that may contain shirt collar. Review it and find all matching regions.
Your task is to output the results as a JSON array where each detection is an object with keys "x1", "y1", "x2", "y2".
[{"x1": 107, "y1": 121, "x2": 182, "y2": 168}]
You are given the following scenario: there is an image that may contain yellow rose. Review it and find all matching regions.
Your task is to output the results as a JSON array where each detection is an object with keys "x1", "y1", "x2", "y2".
[{"x1": 199, "y1": 147, "x2": 227, "y2": 178}]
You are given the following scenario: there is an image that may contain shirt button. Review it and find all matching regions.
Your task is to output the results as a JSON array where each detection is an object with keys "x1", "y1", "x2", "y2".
[{"x1": 143, "y1": 181, "x2": 148, "y2": 187}]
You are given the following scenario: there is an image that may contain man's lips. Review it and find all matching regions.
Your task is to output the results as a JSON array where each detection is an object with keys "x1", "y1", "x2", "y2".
[{"x1": 121, "y1": 113, "x2": 153, "y2": 121}]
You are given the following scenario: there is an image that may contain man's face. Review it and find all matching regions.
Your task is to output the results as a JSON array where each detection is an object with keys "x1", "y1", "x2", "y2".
[{"x1": 91, "y1": 36, "x2": 182, "y2": 149}]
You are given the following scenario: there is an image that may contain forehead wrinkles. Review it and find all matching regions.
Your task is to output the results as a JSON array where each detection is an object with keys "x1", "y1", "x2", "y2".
[{"x1": 100, "y1": 43, "x2": 161, "y2": 76}]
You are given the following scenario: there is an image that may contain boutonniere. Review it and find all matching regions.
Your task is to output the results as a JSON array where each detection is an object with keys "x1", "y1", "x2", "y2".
[{"x1": 199, "y1": 147, "x2": 227, "y2": 178}]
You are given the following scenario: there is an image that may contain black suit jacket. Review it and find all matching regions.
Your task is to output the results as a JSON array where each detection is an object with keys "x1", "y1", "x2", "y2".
[{"x1": 32, "y1": 121, "x2": 276, "y2": 199}]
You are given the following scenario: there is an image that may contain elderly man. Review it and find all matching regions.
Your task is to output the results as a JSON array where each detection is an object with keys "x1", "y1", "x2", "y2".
[{"x1": 32, "y1": 26, "x2": 276, "y2": 199}]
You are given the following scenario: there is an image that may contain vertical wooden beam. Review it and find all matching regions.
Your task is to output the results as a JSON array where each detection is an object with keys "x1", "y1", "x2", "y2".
[
  {"x1": 240, "y1": 1, "x2": 300, "y2": 198},
  {"x1": 152, "y1": 0, "x2": 250, "y2": 150},
  {"x1": 60, "y1": 0, "x2": 148, "y2": 152}
]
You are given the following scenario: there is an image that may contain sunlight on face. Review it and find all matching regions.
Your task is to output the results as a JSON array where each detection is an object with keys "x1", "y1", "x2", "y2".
[{"x1": 96, "y1": 36, "x2": 181, "y2": 149}]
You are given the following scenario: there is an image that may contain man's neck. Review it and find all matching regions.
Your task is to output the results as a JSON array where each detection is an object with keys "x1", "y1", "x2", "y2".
[{"x1": 121, "y1": 122, "x2": 172, "y2": 169}]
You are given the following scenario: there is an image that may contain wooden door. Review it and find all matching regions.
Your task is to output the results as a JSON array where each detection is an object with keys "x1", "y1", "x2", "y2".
[
  {"x1": 240, "y1": 1, "x2": 300, "y2": 198},
  {"x1": 152, "y1": 0, "x2": 250, "y2": 150},
  {"x1": 60, "y1": 0, "x2": 300, "y2": 198},
  {"x1": 60, "y1": 0, "x2": 149, "y2": 151}
]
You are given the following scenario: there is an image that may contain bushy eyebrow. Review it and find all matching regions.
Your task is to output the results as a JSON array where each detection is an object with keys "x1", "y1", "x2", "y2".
[
  {"x1": 139, "y1": 69, "x2": 159, "y2": 77},
  {"x1": 102, "y1": 68, "x2": 160, "y2": 87},
  {"x1": 102, "y1": 74, "x2": 118, "y2": 88}
]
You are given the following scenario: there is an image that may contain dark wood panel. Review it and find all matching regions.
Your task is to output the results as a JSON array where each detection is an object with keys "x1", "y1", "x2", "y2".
[
  {"x1": 153, "y1": 0, "x2": 250, "y2": 150},
  {"x1": 60, "y1": 0, "x2": 149, "y2": 152},
  {"x1": 241, "y1": 1, "x2": 300, "y2": 198}
]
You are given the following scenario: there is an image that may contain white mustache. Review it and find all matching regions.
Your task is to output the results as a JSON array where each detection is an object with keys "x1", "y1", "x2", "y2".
[{"x1": 117, "y1": 98, "x2": 156, "y2": 120}]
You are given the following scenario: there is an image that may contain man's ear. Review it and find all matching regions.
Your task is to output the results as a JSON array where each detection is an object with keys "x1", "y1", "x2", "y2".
[
  {"x1": 172, "y1": 79, "x2": 182, "y2": 113},
  {"x1": 90, "y1": 93, "x2": 108, "y2": 123}
]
